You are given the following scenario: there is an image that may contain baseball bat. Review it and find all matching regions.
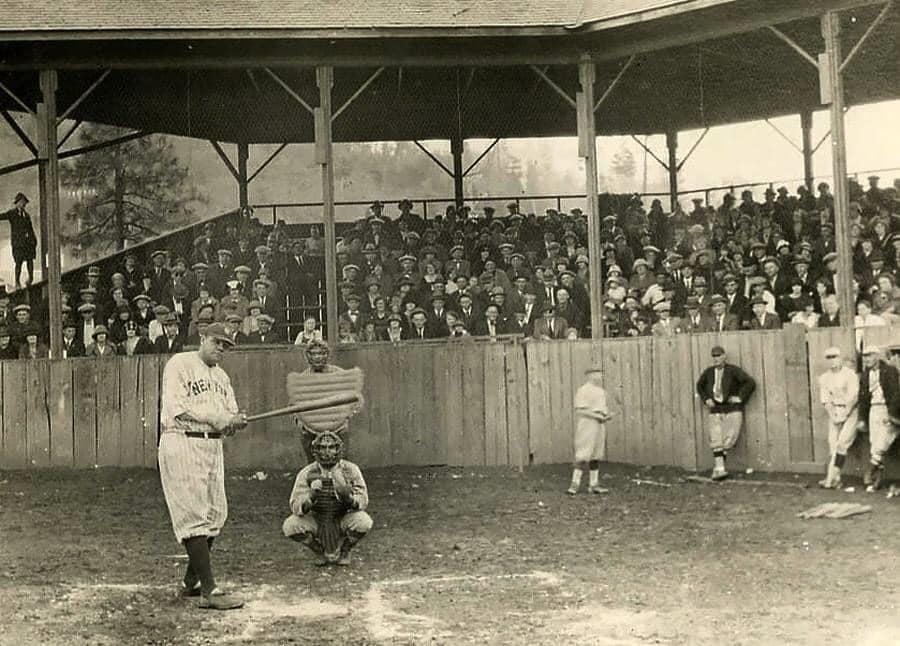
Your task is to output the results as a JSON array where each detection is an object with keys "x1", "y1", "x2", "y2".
[{"x1": 245, "y1": 393, "x2": 361, "y2": 423}]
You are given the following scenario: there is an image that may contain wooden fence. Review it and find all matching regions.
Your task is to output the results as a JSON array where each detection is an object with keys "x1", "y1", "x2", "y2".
[{"x1": 2, "y1": 327, "x2": 900, "y2": 475}]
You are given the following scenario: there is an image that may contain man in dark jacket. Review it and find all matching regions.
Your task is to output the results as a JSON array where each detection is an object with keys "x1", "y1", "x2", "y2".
[
  {"x1": 857, "y1": 345, "x2": 900, "y2": 491},
  {"x1": 153, "y1": 314, "x2": 184, "y2": 354},
  {"x1": 696, "y1": 345, "x2": 756, "y2": 480},
  {"x1": 0, "y1": 193, "x2": 37, "y2": 289}
]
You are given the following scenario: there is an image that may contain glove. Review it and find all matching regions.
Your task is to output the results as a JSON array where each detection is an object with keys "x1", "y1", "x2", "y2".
[{"x1": 331, "y1": 469, "x2": 354, "y2": 505}]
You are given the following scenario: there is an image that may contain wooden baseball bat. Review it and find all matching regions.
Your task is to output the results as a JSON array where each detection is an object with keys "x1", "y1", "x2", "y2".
[{"x1": 246, "y1": 393, "x2": 361, "y2": 423}]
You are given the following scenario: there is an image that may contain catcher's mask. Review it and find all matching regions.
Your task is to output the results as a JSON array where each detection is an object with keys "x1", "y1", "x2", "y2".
[
  {"x1": 311, "y1": 431, "x2": 343, "y2": 468},
  {"x1": 306, "y1": 339, "x2": 330, "y2": 369}
]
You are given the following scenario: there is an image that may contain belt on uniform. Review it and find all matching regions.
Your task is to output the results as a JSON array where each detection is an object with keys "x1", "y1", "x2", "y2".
[{"x1": 184, "y1": 431, "x2": 222, "y2": 439}]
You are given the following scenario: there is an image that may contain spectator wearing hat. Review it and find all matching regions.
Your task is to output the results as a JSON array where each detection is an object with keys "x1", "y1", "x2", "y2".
[
  {"x1": 445, "y1": 245, "x2": 471, "y2": 280},
  {"x1": 185, "y1": 311, "x2": 217, "y2": 346},
  {"x1": 148, "y1": 305, "x2": 171, "y2": 343},
  {"x1": 73, "y1": 302, "x2": 98, "y2": 348},
  {"x1": 407, "y1": 308, "x2": 434, "y2": 340},
  {"x1": 554, "y1": 287, "x2": 584, "y2": 336},
  {"x1": 818, "y1": 294, "x2": 841, "y2": 328},
  {"x1": 132, "y1": 294, "x2": 154, "y2": 329},
  {"x1": 790, "y1": 297, "x2": 820, "y2": 328},
  {"x1": 119, "y1": 320, "x2": 153, "y2": 356},
  {"x1": 245, "y1": 313, "x2": 283, "y2": 344},
  {"x1": 18, "y1": 324, "x2": 48, "y2": 359},
  {"x1": 61, "y1": 319, "x2": 85, "y2": 358},
  {"x1": 293, "y1": 314, "x2": 324, "y2": 346},
  {"x1": 153, "y1": 314, "x2": 184, "y2": 354},
  {"x1": 857, "y1": 346, "x2": 900, "y2": 491},
  {"x1": 427, "y1": 293, "x2": 450, "y2": 338},
  {"x1": 0, "y1": 325, "x2": 16, "y2": 360},
  {"x1": 706, "y1": 295, "x2": 740, "y2": 332},
  {"x1": 85, "y1": 326, "x2": 117, "y2": 358},
  {"x1": 651, "y1": 301, "x2": 681, "y2": 336},
  {"x1": 120, "y1": 252, "x2": 145, "y2": 295},
  {"x1": 0, "y1": 192, "x2": 37, "y2": 289},
  {"x1": 206, "y1": 248, "x2": 234, "y2": 297},
  {"x1": 219, "y1": 280, "x2": 250, "y2": 321},
  {"x1": 748, "y1": 296, "x2": 782, "y2": 330},
  {"x1": 250, "y1": 277, "x2": 281, "y2": 323},
  {"x1": 382, "y1": 313, "x2": 408, "y2": 342},
  {"x1": 338, "y1": 294, "x2": 367, "y2": 336},
  {"x1": 472, "y1": 303, "x2": 506, "y2": 338},
  {"x1": 719, "y1": 274, "x2": 746, "y2": 320},
  {"x1": 696, "y1": 345, "x2": 756, "y2": 480},
  {"x1": 629, "y1": 258, "x2": 655, "y2": 292},
  {"x1": 147, "y1": 250, "x2": 171, "y2": 304},
  {"x1": 682, "y1": 297, "x2": 709, "y2": 334}
]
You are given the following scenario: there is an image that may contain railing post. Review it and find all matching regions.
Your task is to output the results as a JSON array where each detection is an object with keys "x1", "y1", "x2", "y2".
[{"x1": 38, "y1": 70, "x2": 63, "y2": 358}]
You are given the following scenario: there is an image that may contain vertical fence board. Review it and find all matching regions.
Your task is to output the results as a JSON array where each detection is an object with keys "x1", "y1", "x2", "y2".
[
  {"x1": 484, "y1": 342, "x2": 509, "y2": 466},
  {"x1": 526, "y1": 342, "x2": 551, "y2": 464},
  {"x1": 670, "y1": 335, "x2": 698, "y2": 471},
  {"x1": 461, "y1": 345, "x2": 486, "y2": 466},
  {"x1": 505, "y1": 342, "x2": 529, "y2": 470},
  {"x1": 620, "y1": 341, "x2": 643, "y2": 466},
  {"x1": 429, "y1": 345, "x2": 451, "y2": 466},
  {"x1": 652, "y1": 338, "x2": 675, "y2": 467},
  {"x1": 2, "y1": 362, "x2": 27, "y2": 469},
  {"x1": 118, "y1": 357, "x2": 143, "y2": 467},
  {"x1": 49, "y1": 361, "x2": 74, "y2": 467},
  {"x1": 760, "y1": 331, "x2": 791, "y2": 472},
  {"x1": 782, "y1": 325, "x2": 813, "y2": 467},
  {"x1": 442, "y1": 345, "x2": 465, "y2": 466},
  {"x1": 95, "y1": 360, "x2": 121, "y2": 466},
  {"x1": 636, "y1": 338, "x2": 655, "y2": 465},
  {"x1": 25, "y1": 361, "x2": 51, "y2": 468},
  {"x1": 550, "y1": 342, "x2": 575, "y2": 464},
  {"x1": 72, "y1": 360, "x2": 98, "y2": 468},
  {"x1": 140, "y1": 355, "x2": 161, "y2": 468},
  {"x1": 691, "y1": 334, "x2": 713, "y2": 473},
  {"x1": 601, "y1": 341, "x2": 626, "y2": 463}
]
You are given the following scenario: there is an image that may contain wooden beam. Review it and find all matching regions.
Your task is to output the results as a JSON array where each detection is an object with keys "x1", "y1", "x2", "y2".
[
  {"x1": 57, "y1": 69, "x2": 110, "y2": 123},
  {"x1": 412, "y1": 140, "x2": 454, "y2": 178},
  {"x1": 529, "y1": 65, "x2": 577, "y2": 109},
  {"x1": 666, "y1": 131, "x2": 679, "y2": 211},
  {"x1": 264, "y1": 68, "x2": 315, "y2": 114},
  {"x1": 237, "y1": 142, "x2": 249, "y2": 209},
  {"x1": 767, "y1": 26, "x2": 819, "y2": 68},
  {"x1": 210, "y1": 141, "x2": 239, "y2": 181},
  {"x1": 822, "y1": 11, "x2": 855, "y2": 329},
  {"x1": 578, "y1": 58, "x2": 604, "y2": 340},
  {"x1": 331, "y1": 67, "x2": 385, "y2": 123},
  {"x1": 316, "y1": 65, "x2": 339, "y2": 344},
  {"x1": 801, "y1": 109, "x2": 815, "y2": 189},
  {"x1": 39, "y1": 70, "x2": 63, "y2": 358},
  {"x1": 841, "y1": 0, "x2": 893, "y2": 73},
  {"x1": 463, "y1": 138, "x2": 500, "y2": 177},
  {"x1": 247, "y1": 143, "x2": 288, "y2": 182},
  {"x1": 451, "y1": 134, "x2": 464, "y2": 207},
  {"x1": 593, "y1": 55, "x2": 635, "y2": 112},
  {"x1": 764, "y1": 118, "x2": 802, "y2": 153},
  {"x1": 630, "y1": 134, "x2": 670, "y2": 171},
  {"x1": 676, "y1": 127, "x2": 709, "y2": 171},
  {"x1": 0, "y1": 129, "x2": 149, "y2": 177},
  {"x1": 0, "y1": 109, "x2": 38, "y2": 156},
  {"x1": 0, "y1": 79, "x2": 34, "y2": 113},
  {"x1": 57, "y1": 119, "x2": 82, "y2": 149}
]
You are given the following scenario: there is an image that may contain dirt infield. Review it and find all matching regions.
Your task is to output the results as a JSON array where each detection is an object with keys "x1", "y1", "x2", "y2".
[{"x1": 2, "y1": 463, "x2": 900, "y2": 646}]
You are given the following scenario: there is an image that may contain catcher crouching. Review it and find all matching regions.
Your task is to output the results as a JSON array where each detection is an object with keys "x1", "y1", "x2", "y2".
[{"x1": 282, "y1": 432, "x2": 372, "y2": 565}]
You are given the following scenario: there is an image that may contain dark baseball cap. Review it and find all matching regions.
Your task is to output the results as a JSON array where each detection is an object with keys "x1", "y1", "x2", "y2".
[
  {"x1": 711, "y1": 345, "x2": 726, "y2": 357},
  {"x1": 202, "y1": 323, "x2": 235, "y2": 347}
]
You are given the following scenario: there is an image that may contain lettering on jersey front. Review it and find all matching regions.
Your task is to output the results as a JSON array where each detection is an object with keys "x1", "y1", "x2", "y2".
[{"x1": 185, "y1": 378, "x2": 229, "y2": 398}]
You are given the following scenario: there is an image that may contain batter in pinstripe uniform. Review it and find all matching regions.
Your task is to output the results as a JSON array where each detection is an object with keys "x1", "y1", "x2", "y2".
[{"x1": 158, "y1": 322, "x2": 248, "y2": 610}]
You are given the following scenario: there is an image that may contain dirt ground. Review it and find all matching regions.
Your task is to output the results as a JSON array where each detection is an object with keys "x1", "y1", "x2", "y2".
[{"x1": 2, "y1": 463, "x2": 900, "y2": 646}]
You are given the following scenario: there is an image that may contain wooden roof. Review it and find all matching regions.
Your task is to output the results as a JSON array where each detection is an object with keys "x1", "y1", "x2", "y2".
[{"x1": 0, "y1": 0, "x2": 895, "y2": 140}]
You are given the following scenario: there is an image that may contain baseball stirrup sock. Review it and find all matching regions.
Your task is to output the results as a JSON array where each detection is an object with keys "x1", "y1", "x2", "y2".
[
  {"x1": 570, "y1": 468, "x2": 583, "y2": 488},
  {"x1": 183, "y1": 536, "x2": 216, "y2": 596},
  {"x1": 589, "y1": 470, "x2": 600, "y2": 487},
  {"x1": 834, "y1": 453, "x2": 846, "y2": 469}
]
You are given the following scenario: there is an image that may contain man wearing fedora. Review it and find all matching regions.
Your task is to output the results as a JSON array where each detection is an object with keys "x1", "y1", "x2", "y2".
[{"x1": 0, "y1": 192, "x2": 38, "y2": 289}]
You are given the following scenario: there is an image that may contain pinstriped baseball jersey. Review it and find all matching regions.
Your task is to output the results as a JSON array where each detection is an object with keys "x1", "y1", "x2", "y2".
[{"x1": 161, "y1": 351, "x2": 239, "y2": 433}]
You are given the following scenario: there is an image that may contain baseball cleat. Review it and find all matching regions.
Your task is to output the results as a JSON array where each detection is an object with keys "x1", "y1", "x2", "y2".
[
  {"x1": 710, "y1": 468, "x2": 729, "y2": 481},
  {"x1": 566, "y1": 486, "x2": 578, "y2": 496},
  {"x1": 179, "y1": 580, "x2": 202, "y2": 598},
  {"x1": 199, "y1": 591, "x2": 244, "y2": 610}
]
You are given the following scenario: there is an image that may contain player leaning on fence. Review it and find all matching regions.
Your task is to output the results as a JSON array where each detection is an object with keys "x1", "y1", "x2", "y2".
[
  {"x1": 817, "y1": 346, "x2": 859, "y2": 490},
  {"x1": 695, "y1": 345, "x2": 756, "y2": 481},
  {"x1": 857, "y1": 345, "x2": 900, "y2": 492}
]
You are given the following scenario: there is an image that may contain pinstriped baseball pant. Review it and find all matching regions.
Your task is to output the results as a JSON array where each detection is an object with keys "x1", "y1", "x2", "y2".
[{"x1": 159, "y1": 432, "x2": 227, "y2": 544}]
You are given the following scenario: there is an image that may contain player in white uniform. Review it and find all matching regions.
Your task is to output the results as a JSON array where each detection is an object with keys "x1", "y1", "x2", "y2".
[
  {"x1": 158, "y1": 322, "x2": 248, "y2": 610},
  {"x1": 568, "y1": 365, "x2": 612, "y2": 495}
]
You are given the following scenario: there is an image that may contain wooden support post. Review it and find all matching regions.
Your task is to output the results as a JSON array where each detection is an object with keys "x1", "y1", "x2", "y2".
[
  {"x1": 316, "y1": 66, "x2": 338, "y2": 343},
  {"x1": 37, "y1": 162, "x2": 48, "y2": 280},
  {"x1": 666, "y1": 130, "x2": 679, "y2": 212},
  {"x1": 38, "y1": 70, "x2": 63, "y2": 358},
  {"x1": 800, "y1": 109, "x2": 815, "y2": 190},
  {"x1": 451, "y1": 134, "x2": 464, "y2": 208},
  {"x1": 822, "y1": 12, "x2": 854, "y2": 328},
  {"x1": 578, "y1": 58, "x2": 604, "y2": 340},
  {"x1": 237, "y1": 142, "x2": 249, "y2": 209}
]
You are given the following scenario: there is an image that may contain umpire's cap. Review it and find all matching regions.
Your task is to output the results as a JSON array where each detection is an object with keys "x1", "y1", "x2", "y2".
[
  {"x1": 711, "y1": 345, "x2": 726, "y2": 357},
  {"x1": 202, "y1": 323, "x2": 234, "y2": 347}
]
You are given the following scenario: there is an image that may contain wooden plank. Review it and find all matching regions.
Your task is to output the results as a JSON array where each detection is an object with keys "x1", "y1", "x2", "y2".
[
  {"x1": 365, "y1": 346, "x2": 394, "y2": 468},
  {"x1": 461, "y1": 344, "x2": 486, "y2": 466},
  {"x1": 72, "y1": 360, "x2": 98, "y2": 468},
  {"x1": 95, "y1": 359, "x2": 121, "y2": 466},
  {"x1": 430, "y1": 345, "x2": 451, "y2": 466},
  {"x1": 670, "y1": 334, "x2": 698, "y2": 471},
  {"x1": 691, "y1": 333, "x2": 714, "y2": 473},
  {"x1": 548, "y1": 342, "x2": 574, "y2": 464},
  {"x1": 762, "y1": 330, "x2": 791, "y2": 472},
  {"x1": 652, "y1": 336, "x2": 675, "y2": 467},
  {"x1": 621, "y1": 340, "x2": 644, "y2": 466},
  {"x1": 1, "y1": 362, "x2": 27, "y2": 469},
  {"x1": 118, "y1": 357, "x2": 143, "y2": 466},
  {"x1": 739, "y1": 332, "x2": 769, "y2": 471},
  {"x1": 600, "y1": 341, "x2": 624, "y2": 463},
  {"x1": 25, "y1": 361, "x2": 51, "y2": 468},
  {"x1": 483, "y1": 342, "x2": 509, "y2": 466},
  {"x1": 505, "y1": 341, "x2": 529, "y2": 470},
  {"x1": 404, "y1": 345, "x2": 430, "y2": 466},
  {"x1": 347, "y1": 349, "x2": 377, "y2": 467},
  {"x1": 635, "y1": 337, "x2": 655, "y2": 465},
  {"x1": 140, "y1": 354, "x2": 161, "y2": 468},
  {"x1": 526, "y1": 342, "x2": 552, "y2": 464},
  {"x1": 782, "y1": 325, "x2": 813, "y2": 466},
  {"x1": 49, "y1": 361, "x2": 74, "y2": 467}
]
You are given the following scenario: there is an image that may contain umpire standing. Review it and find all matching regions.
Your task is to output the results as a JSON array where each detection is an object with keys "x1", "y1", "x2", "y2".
[
  {"x1": 696, "y1": 346, "x2": 756, "y2": 480},
  {"x1": 0, "y1": 193, "x2": 38, "y2": 289}
]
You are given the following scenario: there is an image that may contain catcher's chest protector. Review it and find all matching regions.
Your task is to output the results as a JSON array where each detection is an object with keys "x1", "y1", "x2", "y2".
[{"x1": 312, "y1": 477, "x2": 351, "y2": 554}]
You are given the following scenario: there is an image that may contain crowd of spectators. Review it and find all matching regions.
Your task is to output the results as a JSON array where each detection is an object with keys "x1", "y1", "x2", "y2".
[{"x1": 1, "y1": 175, "x2": 899, "y2": 359}]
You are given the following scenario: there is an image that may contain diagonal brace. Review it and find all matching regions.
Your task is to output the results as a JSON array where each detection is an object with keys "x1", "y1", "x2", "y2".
[
  {"x1": 841, "y1": 1, "x2": 893, "y2": 73},
  {"x1": 529, "y1": 65, "x2": 577, "y2": 109},
  {"x1": 332, "y1": 67, "x2": 385, "y2": 123},
  {"x1": 412, "y1": 140, "x2": 454, "y2": 178},
  {"x1": 58, "y1": 70, "x2": 110, "y2": 123},
  {"x1": 630, "y1": 135, "x2": 670, "y2": 172},
  {"x1": 0, "y1": 80, "x2": 33, "y2": 114},
  {"x1": 764, "y1": 119, "x2": 802, "y2": 154},
  {"x1": 57, "y1": 119, "x2": 82, "y2": 150},
  {"x1": 594, "y1": 55, "x2": 635, "y2": 112},
  {"x1": 1, "y1": 109, "x2": 37, "y2": 156},
  {"x1": 463, "y1": 138, "x2": 500, "y2": 177},
  {"x1": 767, "y1": 26, "x2": 819, "y2": 68},
  {"x1": 248, "y1": 143, "x2": 289, "y2": 183},
  {"x1": 264, "y1": 68, "x2": 316, "y2": 115},
  {"x1": 676, "y1": 128, "x2": 709, "y2": 171},
  {"x1": 210, "y1": 141, "x2": 239, "y2": 181}
]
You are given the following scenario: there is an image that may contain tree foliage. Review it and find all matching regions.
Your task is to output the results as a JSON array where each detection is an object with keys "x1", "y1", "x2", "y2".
[{"x1": 60, "y1": 125, "x2": 205, "y2": 257}]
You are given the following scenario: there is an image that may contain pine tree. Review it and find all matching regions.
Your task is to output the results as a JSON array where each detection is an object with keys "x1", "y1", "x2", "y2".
[{"x1": 60, "y1": 125, "x2": 205, "y2": 257}]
